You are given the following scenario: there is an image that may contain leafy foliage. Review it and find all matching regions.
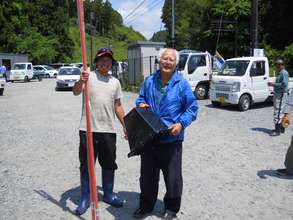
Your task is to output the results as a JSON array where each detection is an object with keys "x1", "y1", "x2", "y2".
[
  {"x1": 0, "y1": 0, "x2": 144, "y2": 64},
  {"x1": 161, "y1": 0, "x2": 292, "y2": 70}
]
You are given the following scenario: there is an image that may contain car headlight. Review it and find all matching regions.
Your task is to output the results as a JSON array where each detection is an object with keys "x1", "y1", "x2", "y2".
[{"x1": 231, "y1": 82, "x2": 240, "y2": 92}]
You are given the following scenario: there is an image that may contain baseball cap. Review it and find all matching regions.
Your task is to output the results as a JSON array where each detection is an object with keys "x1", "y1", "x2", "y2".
[
  {"x1": 94, "y1": 48, "x2": 114, "y2": 63},
  {"x1": 275, "y1": 59, "x2": 285, "y2": 65}
]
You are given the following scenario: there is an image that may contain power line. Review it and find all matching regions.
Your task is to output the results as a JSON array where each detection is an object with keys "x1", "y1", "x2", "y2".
[
  {"x1": 125, "y1": 0, "x2": 163, "y2": 25},
  {"x1": 124, "y1": 0, "x2": 157, "y2": 23},
  {"x1": 123, "y1": 0, "x2": 148, "y2": 21}
]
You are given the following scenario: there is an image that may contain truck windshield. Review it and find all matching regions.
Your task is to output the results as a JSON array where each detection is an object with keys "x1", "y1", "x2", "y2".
[
  {"x1": 178, "y1": 54, "x2": 188, "y2": 71},
  {"x1": 217, "y1": 60, "x2": 250, "y2": 76},
  {"x1": 12, "y1": 64, "x2": 26, "y2": 70}
]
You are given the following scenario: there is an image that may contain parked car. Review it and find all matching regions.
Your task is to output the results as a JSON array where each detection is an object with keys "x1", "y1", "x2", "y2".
[
  {"x1": 32, "y1": 66, "x2": 45, "y2": 81},
  {"x1": 10, "y1": 63, "x2": 33, "y2": 82},
  {"x1": 112, "y1": 61, "x2": 128, "y2": 80},
  {"x1": 55, "y1": 66, "x2": 81, "y2": 91},
  {"x1": 0, "y1": 73, "x2": 5, "y2": 95},
  {"x1": 70, "y1": 63, "x2": 83, "y2": 69},
  {"x1": 33, "y1": 65, "x2": 58, "y2": 78}
]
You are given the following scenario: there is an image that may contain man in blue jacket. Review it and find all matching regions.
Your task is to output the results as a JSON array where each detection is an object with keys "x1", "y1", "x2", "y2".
[{"x1": 133, "y1": 48, "x2": 198, "y2": 219}]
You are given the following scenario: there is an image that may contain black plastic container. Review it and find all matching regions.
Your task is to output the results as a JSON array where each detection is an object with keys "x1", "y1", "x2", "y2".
[{"x1": 124, "y1": 107, "x2": 168, "y2": 157}]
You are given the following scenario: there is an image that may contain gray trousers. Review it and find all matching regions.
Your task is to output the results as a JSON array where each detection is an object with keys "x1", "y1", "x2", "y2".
[
  {"x1": 273, "y1": 93, "x2": 288, "y2": 125},
  {"x1": 285, "y1": 135, "x2": 293, "y2": 174}
]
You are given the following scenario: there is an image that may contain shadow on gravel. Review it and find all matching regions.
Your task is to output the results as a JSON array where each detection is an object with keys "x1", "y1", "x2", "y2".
[
  {"x1": 251, "y1": 127, "x2": 272, "y2": 135},
  {"x1": 105, "y1": 190, "x2": 164, "y2": 220},
  {"x1": 34, "y1": 188, "x2": 86, "y2": 220},
  {"x1": 205, "y1": 102, "x2": 272, "y2": 112},
  {"x1": 257, "y1": 169, "x2": 293, "y2": 180},
  {"x1": 35, "y1": 187, "x2": 164, "y2": 220}
]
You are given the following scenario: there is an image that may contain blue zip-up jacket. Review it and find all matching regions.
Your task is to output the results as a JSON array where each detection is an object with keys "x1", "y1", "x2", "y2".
[{"x1": 136, "y1": 70, "x2": 198, "y2": 143}]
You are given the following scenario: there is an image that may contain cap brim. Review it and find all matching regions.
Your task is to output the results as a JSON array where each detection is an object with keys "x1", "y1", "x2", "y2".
[{"x1": 97, "y1": 51, "x2": 113, "y2": 58}]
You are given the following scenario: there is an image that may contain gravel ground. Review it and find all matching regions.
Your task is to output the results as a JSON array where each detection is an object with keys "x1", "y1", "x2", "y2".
[{"x1": 0, "y1": 79, "x2": 293, "y2": 220}]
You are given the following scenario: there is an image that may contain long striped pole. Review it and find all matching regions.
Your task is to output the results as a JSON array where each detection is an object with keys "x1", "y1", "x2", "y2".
[{"x1": 76, "y1": 1, "x2": 100, "y2": 219}]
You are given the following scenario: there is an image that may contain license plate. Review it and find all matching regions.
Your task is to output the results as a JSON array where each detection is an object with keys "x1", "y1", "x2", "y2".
[{"x1": 218, "y1": 96, "x2": 225, "y2": 104}]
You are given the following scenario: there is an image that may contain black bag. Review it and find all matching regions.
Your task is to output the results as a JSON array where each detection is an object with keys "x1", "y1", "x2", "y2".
[{"x1": 124, "y1": 107, "x2": 168, "y2": 157}]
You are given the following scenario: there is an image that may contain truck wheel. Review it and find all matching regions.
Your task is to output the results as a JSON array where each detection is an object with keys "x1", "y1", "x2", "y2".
[
  {"x1": 238, "y1": 94, "x2": 251, "y2": 111},
  {"x1": 0, "y1": 88, "x2": 3, "y2": 96},
  {"x1": 24, "y1": 76, "x2": 29, "y2": 82},
  {"x1": 211, "y1": 101, "x2": 221, "y2": 107},
  {"x1": 195, "y1": 84, "x2": 208, "y2": 100},
  {"x1": 38, "y1": 76, "x2": 43, "y2": 81}
]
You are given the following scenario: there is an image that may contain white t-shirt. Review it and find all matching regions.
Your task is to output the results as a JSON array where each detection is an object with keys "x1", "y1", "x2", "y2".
[{"x1": 79, "y1": 71, "x2": 122, "y2": 133}]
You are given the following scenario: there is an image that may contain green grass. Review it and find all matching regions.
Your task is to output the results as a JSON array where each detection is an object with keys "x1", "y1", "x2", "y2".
[{"x1": 69, "y1": 24, "x2": 145, "y2": 63}]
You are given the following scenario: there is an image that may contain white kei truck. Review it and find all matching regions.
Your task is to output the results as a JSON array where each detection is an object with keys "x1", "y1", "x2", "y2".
[
  {"x1": 178, "y1": 50, "x2": 213, "y2": 100},
  {"x1": 210, "y1": 56, "x2": 293, "y2": 111},
  {"x1": 10, "y1": 62, "x2": 34, "y2": 82}
]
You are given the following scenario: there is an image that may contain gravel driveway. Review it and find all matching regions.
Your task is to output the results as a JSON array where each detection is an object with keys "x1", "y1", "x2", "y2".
[{"x1": 0, "y1": 79, "x2": 292, "y2": 220}]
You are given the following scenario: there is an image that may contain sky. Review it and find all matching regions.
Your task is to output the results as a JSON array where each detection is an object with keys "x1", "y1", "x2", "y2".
[{"x1": 109, "y1": 0, "x2": 165, "y2": 40}]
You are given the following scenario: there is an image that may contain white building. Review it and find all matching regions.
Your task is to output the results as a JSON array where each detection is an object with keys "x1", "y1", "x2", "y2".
[
  {"x1": 0, "y1": 53, "x2": 28, "y2": 71},
  {"x1": 127, "y1": 41, "x2": 165, "y2": 85}
]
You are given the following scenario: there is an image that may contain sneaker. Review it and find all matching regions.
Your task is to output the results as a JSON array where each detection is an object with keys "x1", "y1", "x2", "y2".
[
  {"x1": 276, "y1": 168, "x2": 293, "y2": 176},
  {"x1": 161, "y1": 210, "x2": 179, "y2": 219},
  {"x1": 133, "y1": 207, "x2": 152, "y2": 219}
]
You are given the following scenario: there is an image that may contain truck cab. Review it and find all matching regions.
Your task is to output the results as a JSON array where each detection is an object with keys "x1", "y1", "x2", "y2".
[
  {"x1": 210, "y1": 56, "x2": 273, "y2": 111},
  {"x1": 10, "y1": 62, "x2": 33, "y2": 82},
  {"x1": 178, "y1": 50, "x2": 212, "y2": 99}
]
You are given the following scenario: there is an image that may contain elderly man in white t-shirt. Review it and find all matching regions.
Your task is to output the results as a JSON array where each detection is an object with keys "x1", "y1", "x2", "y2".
[{"x1": 73, "y1": 48, "x2": 127, "y2": 215}]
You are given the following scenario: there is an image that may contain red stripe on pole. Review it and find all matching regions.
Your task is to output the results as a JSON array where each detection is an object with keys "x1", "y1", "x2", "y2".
[{"x1": 76, "y1": 1, "x2": 99, "y2": 219}]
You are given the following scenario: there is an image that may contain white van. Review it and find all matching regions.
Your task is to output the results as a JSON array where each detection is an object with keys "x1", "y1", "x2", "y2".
[
  {"x1": 178, "y1": 50, "x2": 213, "y2": 99},
  {"x1": 10, "y1": 62, "x2": 33, "y2": 82},
  {"x1": 210, "y1": 56, "x2": 293, "y2": 111}
]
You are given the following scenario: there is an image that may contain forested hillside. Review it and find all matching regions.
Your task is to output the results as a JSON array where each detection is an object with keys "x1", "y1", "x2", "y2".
[
  {"x1": 0, "y1": 0, "x2": 145, "y2": 64},
  {"x1": 161, "y1": 0, "x2": 293, "y2": 69}
]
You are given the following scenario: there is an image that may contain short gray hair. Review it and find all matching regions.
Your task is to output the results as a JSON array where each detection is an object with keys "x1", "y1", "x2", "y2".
[{"x1": 158, "y1": 48, "x2": 179, "y2": 65}]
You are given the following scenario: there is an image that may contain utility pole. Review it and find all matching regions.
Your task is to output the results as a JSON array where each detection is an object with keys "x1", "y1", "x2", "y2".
[
  {"x1": 250, "y1": 0, "x2": 258, "y2": 55},
  {"x1": 90, "y1": 12, "x2": 94, "y2": 69},
  {"x1": 171, "y1": 0, "x2": 175, "y2": 48}
]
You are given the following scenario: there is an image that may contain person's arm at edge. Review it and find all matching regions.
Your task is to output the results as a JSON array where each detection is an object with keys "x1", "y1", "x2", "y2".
[
  {"x1": 178, "y1": 80, "x2": 199, "y2": 129},
  {"x1": 115, "y1": 99, "x2": 127, "y2": 139},
  {"x1": 73, "y1": 70, "x2": 89, "y2": 96},
  {"x1": 73, "y1": 80, "x2": 84, "y2": 96}
]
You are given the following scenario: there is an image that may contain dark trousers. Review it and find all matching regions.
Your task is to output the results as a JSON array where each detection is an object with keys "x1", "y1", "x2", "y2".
[
  {"x1": 139, "y1": 141, "x2": 183, "y2": 213},
  {"x1": 79, "y1": 130, "x2": 118, "y2": 174},
  {"x1": 285, "y1": 135, "x2": 293, "y2": 174}
]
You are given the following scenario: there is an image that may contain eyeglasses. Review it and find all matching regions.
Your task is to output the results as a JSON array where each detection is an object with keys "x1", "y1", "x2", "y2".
[{"x1": 160, "y1": 56, "x2": 176, "y2": 62}]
